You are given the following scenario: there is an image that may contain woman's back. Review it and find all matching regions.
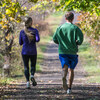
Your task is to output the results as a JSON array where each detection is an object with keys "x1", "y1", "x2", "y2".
[{"x1": 19, "y1": 27, "x2": 40, "y2": 55}]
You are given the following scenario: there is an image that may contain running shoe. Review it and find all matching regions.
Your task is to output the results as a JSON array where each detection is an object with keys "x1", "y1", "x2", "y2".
[
  {"x1": 31, "y1": 76, "x2": 37, "y2": 86},
  {"x1": 26, "y1": 81, "x2": 30, "y2": 89},
  {"x1": 67, "y1": 89, "x2": 72, "y2": 94}
]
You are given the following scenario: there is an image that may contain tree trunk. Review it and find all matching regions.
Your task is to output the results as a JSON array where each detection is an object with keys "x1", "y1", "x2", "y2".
[{"x1": 3, "y1": 28, "x2": 14, "y2": 77}]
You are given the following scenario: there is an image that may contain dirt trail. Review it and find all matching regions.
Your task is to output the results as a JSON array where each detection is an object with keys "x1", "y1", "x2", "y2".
[
  {"x1": 0, "y1": 12, "x2": 100, "y2": 100},
  {"x1": 1, "y1": 41, "x2": 100, "y2": 100}
]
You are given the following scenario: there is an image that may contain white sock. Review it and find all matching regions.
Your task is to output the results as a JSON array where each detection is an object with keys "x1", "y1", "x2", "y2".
[
  {"x1": 31, "y1": 75, "x2": 34, "y2": 78},
  {"x1": 27, "y1": 81, "x2": 29, "y2": 83}
]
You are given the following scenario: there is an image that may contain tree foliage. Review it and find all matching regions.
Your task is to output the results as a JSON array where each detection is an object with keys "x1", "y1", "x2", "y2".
[
  {"x1": 79, "y1": 13, "x2": 100, "y2": 51},
  {"x1": 0, "y1": 0, "x2": 26, "y2": 55},
  {"x1": 0, "y1": 0, "x2": 40, "y2": 76},
  {"x1": 54, "y1": 0, "x2": 100, "y2": 16}
]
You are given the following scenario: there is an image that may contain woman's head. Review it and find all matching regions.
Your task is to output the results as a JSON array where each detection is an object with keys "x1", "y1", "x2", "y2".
[
  {"x1": 24, "y1": 17, "x2": 34, "y2": 43},
  {"x1": 65, "y1": 12, "x2": 74, "y2": 22},
  {"x1": 25, "y1": 17, "x2": 33, "y2": 28}
]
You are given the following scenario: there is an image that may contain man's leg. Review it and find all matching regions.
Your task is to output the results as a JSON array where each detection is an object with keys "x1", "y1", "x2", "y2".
[
  {"x1": 68, "y1": 68, "x2": 74, "y2": 89},
  {"x1": 62, "y1": 65, "x2": 68, "y2": 90}
]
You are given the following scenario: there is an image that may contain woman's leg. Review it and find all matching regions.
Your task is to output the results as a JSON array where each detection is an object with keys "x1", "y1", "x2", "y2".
[
  {"x1": 30, "y1": 55, "x2": 37, "y2": 76},
  {"x1": 30, "y1": 55, "x2": 37, "y2": 86},
  {"x1": 22, "y1": 55, "x2": 30, "y2": 82}
]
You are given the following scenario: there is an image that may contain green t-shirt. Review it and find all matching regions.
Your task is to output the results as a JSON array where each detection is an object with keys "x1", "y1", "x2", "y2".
[{"x1": 53, "y1": 22, "x2": 83, "y2": 55}]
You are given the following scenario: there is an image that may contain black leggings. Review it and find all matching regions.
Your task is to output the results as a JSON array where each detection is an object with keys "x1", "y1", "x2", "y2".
[{"x1": 22, "y1": 55, "x2": 37, "y2": 81}]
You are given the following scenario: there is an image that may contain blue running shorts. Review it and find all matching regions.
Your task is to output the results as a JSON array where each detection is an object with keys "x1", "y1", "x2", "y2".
[{"x1": 59, "y1": 54, "x2": 78, "y2": 69}]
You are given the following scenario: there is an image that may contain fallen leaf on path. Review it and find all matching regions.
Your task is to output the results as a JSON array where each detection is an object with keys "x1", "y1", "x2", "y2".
[
  {"x1": 40, "y1": 80, "x2": 43, "y2": 82},
  {"x1": 72, "y1": 96, "x2": 75, "y2": 99},
  {"x1": 48, "y1": 80, "x2": 53, "y2": 83}
]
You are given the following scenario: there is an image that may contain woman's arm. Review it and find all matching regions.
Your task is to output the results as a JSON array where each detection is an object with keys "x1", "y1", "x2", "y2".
[{"x1": 35, "y1": 29, "x2": 40, "y2": 42}]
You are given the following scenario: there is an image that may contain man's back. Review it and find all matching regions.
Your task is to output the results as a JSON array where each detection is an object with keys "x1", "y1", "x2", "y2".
[{"x1": 53, "y1": 22, "x2": 83, "y2": 55}]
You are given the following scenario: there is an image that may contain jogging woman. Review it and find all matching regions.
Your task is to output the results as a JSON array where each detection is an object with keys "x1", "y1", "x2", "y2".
[{"x1": 19, "y1": 17, "x2": 40, "y2": 89}]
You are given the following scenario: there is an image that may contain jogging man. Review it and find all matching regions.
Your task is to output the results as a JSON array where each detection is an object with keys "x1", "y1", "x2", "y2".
[{"x1": 53, "y1": 12, "x2": 83, "y2": 94}]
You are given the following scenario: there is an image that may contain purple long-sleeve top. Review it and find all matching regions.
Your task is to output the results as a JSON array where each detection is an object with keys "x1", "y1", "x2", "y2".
[{"x1": 19, "y1": 27, "x2": 40, "y2": 55}]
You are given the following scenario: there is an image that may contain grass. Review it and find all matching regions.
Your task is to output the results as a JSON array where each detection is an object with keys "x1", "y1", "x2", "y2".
[
  {"x1": 0, "y1": 77, "x2": 15, "y2": 86},
  {"x1": 78, "y1": 40, "x2": 100, "y2": 83}
]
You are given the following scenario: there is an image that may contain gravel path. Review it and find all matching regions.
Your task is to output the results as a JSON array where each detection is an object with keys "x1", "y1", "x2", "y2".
[
  {"x1": 0, "y1": 12, "x2": 100, "y2": 100},
  {"x1": 1, "y1": 41, "x2": 100, "y2": 100}
]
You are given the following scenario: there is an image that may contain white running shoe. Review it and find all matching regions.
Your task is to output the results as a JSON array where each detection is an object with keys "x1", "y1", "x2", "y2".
[
  {"x1": 26, "y1": 81, "x2": 30, "y2": 89},
  {"x1": 67, "y1": 89, "x2": 72, "y2": 94}
]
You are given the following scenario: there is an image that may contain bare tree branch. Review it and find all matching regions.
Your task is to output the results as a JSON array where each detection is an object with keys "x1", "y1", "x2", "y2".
[{"x1": 21, "y1": 1, "x2": 28, "y2": 7}]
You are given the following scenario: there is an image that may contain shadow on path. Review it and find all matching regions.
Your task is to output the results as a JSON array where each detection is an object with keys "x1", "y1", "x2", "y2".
[{"x1": 0, "y1": 84, "x2": 100, "y2": 100}]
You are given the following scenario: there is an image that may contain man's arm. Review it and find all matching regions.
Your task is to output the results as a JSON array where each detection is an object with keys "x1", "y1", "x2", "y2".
[
  {"x1": 76, "y1": 27, "x2": 84, "y2": 45},
  {"x1": 53, "y1": 28, "x2": 59, "y2": 44}
]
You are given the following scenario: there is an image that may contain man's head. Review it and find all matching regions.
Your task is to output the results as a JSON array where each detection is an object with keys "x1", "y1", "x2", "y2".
[{"x1": 65, "y1": 12, "x2": 74, "y2": 22}]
